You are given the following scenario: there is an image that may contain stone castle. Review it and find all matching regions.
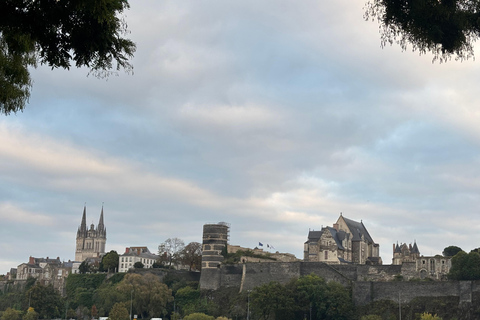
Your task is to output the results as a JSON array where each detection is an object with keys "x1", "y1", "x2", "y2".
[
  {"x1": 304, "y1": 214, "x2": 381, "y2": 265},
  {"x1": 75, "y1": 206, "x2": 107, "y2": 262},
  {"x1": 199, "y1": 217, "x2": 453, "y2": 299}
]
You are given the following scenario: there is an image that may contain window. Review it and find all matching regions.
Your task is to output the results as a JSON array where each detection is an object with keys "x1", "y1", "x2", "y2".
[{"x1": 324, "y1": 251, "x2": 328, "y2": 260}]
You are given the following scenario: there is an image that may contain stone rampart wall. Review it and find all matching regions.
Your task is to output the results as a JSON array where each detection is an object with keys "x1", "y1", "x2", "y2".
[
  {"x1": 352, "y1": 280, "x2": 480, "y2": 306},
  {"x1": 200, "y1": 261, "x2": 480, "y2": 308}
]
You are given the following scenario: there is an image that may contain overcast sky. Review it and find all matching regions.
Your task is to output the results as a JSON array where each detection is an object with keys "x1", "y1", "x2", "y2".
[{"x1": 2, "y1": 0, "x2": 480, "y2": 274}]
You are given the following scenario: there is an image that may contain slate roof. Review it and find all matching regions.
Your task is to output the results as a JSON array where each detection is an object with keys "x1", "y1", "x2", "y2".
[
  {"x1": 305, "y1": 227, "x2": 349, "y2": 251},
  {"x1": 411, "y1": 242, "x2": 420, "y2": 254},
  {"x1": 394, "y1": 243, "x2": 401, "y2": 253},
  {"x1": 342, "y1": 216, "x2": 374, "y2": 244}
]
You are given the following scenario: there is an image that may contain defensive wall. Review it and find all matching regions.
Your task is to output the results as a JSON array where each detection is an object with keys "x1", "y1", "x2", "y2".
[
  {"x1": 353, "y1": 280, "x2": 478, "y2": 306},
  {"x1": 200, "y1": 261, "x2": 480, "y2": 307}
]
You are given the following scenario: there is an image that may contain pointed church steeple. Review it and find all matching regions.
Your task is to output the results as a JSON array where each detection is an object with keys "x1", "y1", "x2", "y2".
[
  {"x1": 98, "y1": 204, "x2": 106, "y2": 236},
  {"x1": 77, "y1": 205, "x2": 87, "y2": 237},
  {"x1": 75, "y1": 204, "x2": 107, "y2": 261}
]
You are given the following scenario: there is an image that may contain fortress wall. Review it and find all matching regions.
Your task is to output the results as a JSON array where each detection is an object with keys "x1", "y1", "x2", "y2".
[
  {"x1": 300, "y1": 262, "x2": 353, "y2": 285},
  {"x1": 220, "y1": 265, "x2": 243, "y2": 288},
  {"x1": 200, "y1": 261, "x2": 480, "y2": 308},
  {"x1": 240, "y1": 262, "x2": 302, "y2": 291},
  {"x1": 353, "y1": 281, "x2": 464, "y2": 306},
  {"x1": 200, "y1": 262, "x2": 433, "y2": 291},
  {"x1": 355, "y1": 264, "x2": 404, "y2": 281}
]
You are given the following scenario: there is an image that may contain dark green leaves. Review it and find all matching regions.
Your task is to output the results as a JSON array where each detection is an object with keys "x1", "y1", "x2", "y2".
[
  {"x1": 0, "y1": 0, "x2": 136, "y2": 114},
  {"x1": 365, "y1": 0, "x2": 480, "y2": 61}
]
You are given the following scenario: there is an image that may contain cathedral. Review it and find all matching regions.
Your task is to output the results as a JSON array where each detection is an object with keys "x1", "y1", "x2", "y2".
[{"x1": 75, "y1": 206, "x2": 107, "y2": 262}]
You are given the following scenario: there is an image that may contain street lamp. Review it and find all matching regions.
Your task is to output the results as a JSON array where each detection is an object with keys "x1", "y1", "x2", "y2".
[
  {"x1": 247, "y1": 290, "x2": 251, "y2": 320},
  {"x1": 130, "y1": 290, "x2": 133, "y2": 320}
]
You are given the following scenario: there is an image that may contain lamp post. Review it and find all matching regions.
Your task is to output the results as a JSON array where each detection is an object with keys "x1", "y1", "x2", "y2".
[
  {"x1": 398, "y1": 291, "x2": 401, "y2": 320},
  {"x1": 247, "y1": 290, "x2": 251, "y2": 320},
  {"x1": 130, "y1": 290, "x2": 133, "y2": 320}
]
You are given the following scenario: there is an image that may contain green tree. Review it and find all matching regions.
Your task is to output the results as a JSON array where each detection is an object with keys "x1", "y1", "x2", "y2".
[
  {"x1": 93, "y1": 283, "x2": 128, "y2": 314},
  {"x1": 295, "y1": 274, "x2": 327, "y2": 319},
  {"x1": 108, "y1": 303, "x2": 129, "y2": 320},
  {"x1": 419, "y1": 313, "x2": 442, "y2": 320},
  {"x1": 1, "y1": 308, "x2": 21, "y2": 320},
  {"x1": 133, "y1": 262, "x2": 144, "y2": 269},
  {"x1": 102, "y1": 251, "x2": 120, "y2": 273},
  {"x1": 0, "y1": 0, "x2": 136, "y2": 115},
  {"x1": 23, "y1": 308, "x2": 38, "y2": 320},
  {"x1": 443, "y1": 246, "x2": 463, "y2": 257},
  {"x1": 79, "y1": 261, "x2": 90, "y2": 274},
  {"x1": 174, "y1": 286, "x2": 202, "y2": 316},
  {"x1": 180, "y1": 242, "x2": 202, "y2": 271},
  {"x1": 26, "y1": 283, "x2": 62, "y2": 319},
  {"x1": 117, "y1": 273, "x2": 173, "y2": 318},
  {"x1": 250, "y1": 281, "x2": 296, "y2": 320},
  {"x1": 361, "y1": 316, "x2": 382, "y2": 320},
  {"x1": 183, "y1": 313, "x2": 214, "y2": 320},
  {"x1": 448, "y1": 251, "x2": 480, "y2": 280},
  {"x1": 364, "y1": 0, "x2": 480, "y2": 61},
  {"x1": 319, "y1": 282, "x2": 354, "y2": 320}
]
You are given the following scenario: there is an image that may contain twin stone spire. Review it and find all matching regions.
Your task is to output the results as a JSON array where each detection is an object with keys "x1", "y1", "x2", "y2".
[{"x1": 75, "y1": 205, "x2": 107, "y2": 262}]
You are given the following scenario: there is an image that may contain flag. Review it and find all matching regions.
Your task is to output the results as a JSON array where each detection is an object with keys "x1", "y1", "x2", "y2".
[{"x1": 259, "y1": 242, "x2": 263, "y2": 246}]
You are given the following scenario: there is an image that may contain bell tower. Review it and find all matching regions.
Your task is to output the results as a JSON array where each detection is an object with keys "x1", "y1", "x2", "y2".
[{"x1": 75, "y1": 205, "x2": 107, "y2": 261}]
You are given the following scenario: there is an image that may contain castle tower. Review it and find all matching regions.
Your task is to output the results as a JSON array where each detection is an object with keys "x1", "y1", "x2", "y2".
[
  {"x1": 199, "y1": 222, "x2": 229, "y2": 290},
  {"x1": 75, "y1": 205, "x2": 107, "y2": 262}
]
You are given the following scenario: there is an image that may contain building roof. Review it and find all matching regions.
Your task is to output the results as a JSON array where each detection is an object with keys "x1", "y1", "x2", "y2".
[
  {"x1": 342, "y1": 216, "x2": 374, "y2": 244},
  {"x1": 121, "y1": 246, "x2": 159, "y2": 260}
]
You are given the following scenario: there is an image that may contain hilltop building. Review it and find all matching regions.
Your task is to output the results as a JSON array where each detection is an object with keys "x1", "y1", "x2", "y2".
[
  {"x1": 304, "y1": 214, "x2": 382, "y2": 265},
  {"x1": 392, "y1": 241, "x2": 420, "y2": 264},
  {"x1": 75, "y1": 206, "x2": 107, "y2": 262},
  {"x1": 392, "y1": 241, "x2": 451, "y2": 280},
  {"x1": 16, "y1": 256, "x2": 76, "y2": 295},
  {"x1": 118, "y1": 247, "x2": 159, "y2": 272}
]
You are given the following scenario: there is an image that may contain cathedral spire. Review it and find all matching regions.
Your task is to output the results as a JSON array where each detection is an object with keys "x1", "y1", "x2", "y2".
[
  {"x1": 77, "y1": 205, "x2": 87, "y2": 237},
  {"x1": 97, "y1": 204, "x2": 106, "y2": 237}
]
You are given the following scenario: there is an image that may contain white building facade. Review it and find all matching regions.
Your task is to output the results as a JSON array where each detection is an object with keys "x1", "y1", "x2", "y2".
[{"x1": 118, "y1": 247, "x2": 159, "y2": 272}]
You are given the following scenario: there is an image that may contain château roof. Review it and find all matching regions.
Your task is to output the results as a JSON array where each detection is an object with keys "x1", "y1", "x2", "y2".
[
  {"x1": 411, "y1": 241, "x2": 420, "y2": 254},
  {"x1": 342, "y1": 216, "x2": 374, "y2": 244}
]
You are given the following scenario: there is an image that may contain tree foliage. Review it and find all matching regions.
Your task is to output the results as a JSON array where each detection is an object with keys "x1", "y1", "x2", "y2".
[
  {"x1": 443, "y1": 246, "x2": 463, "y2": 257},
  {"x1": 158, "y1": 238, "x2": 185, "y2": 268},
  {"x1": 180, "y1": 242, "x2": 202, "y2": 271},
  {"x1": 117, "y1": 273, "x2": 173, "y2": 319},
  {"x1": 102, "y1": 251, "x2": 120, "y2": 273},
  {"x1": 419, "y1": 312, "x2": 443, "y2": 320},
  {"x1": 22, "y1": 308, "x2": 38, "y2": 320},
  {"x1": 448, "y1": 251, "x2": 480, "y2": 280},
  {"x1": 183, "y1": 313, "x2": 215, "y2": 320},
  {"x1": 364, "y1": 0, "x2": 480, "y2": 61},
  {"x1": 108, "y1": 303, "x2": 129, "y2": 320},
  {"x1": 26, "y1": 283, "x2": 63, "y2": 319},
  {"x1": 0, "y1": 0, "x2": 136, "y2": 114},
  {"x1": 250, "y1": 274, "x2": 353, "y2": 320},
  {"x1": 1, "y1": 308, "x2": 21, "y2": 320}
]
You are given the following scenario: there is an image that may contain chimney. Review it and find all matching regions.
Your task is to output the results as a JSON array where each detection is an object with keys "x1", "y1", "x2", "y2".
[
  {"x1": 333, "y1": 223, "x2": 339, "y2": 231},
  {"x1": 125, "y1": 247, "x2": 130, "y2": 254},
  {"x1": 29, "y1": 256, "x2": 35, "y2": 264}
]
